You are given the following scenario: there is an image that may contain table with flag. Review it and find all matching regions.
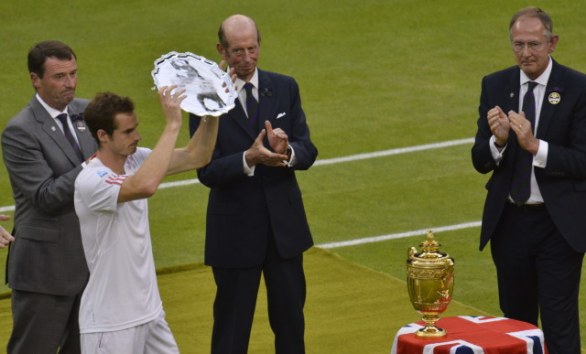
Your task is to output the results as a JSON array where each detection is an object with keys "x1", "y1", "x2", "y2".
[{"x1": 391, "y1": 316, "x2": 547, "y2": 354}]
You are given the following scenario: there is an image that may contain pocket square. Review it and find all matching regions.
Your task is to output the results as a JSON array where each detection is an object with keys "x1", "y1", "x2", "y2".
[{"x1": 276, "y1": 112, "x2": 287, "y2": 119}]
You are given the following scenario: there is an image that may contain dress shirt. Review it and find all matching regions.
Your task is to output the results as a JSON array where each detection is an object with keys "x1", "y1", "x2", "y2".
[
  {"x1": 490, "y1": 57, "x2": 553, "y2": 204},
  {"x1": 236, "y1": 73, "x2": 259, "y2": 117},
  {"x1": 36, "y1": 93, "x2": 81, "y2": 146},
  {"x1": 239, "y1": 70, "x2": 296, "y2": 176}
]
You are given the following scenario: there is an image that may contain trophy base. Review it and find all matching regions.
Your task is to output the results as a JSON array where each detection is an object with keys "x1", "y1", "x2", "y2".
[{"x1": 415, "y1": 325, "x2": 447, "y2": 338}]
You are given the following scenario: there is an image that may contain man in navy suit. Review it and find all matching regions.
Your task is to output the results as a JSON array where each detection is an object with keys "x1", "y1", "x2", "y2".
[
  {"x1": 189, "y1": 14, "x2": 318, "y2": 354},
  {"x1": 472, "y1": 7, "x2": 586, "y2": 354},
  {"x1": 2, "y1": 40, "x2": 97, "y2": 353}
]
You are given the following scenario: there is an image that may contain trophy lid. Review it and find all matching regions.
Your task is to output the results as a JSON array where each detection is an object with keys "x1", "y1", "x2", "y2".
[
  {"x1": 419, "y1": 231, "x2": 442, "y2": 257},
  {"x1": 408, "y1": 230, "x2": 453, "y2": 264}
]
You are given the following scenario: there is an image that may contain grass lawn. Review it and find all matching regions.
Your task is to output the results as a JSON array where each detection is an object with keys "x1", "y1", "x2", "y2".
[{"x1": 1, "y1": 0, "x2": 586, "y2": 352}]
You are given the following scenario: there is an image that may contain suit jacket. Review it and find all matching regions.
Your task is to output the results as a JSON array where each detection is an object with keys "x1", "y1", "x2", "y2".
[
  {"x1": 472, "y1": 59, "x2": 586, "y2": 252},
  {"x1": 1, "y1": 96, "x2": 97, "y2": 295},
  {"x1": 189, "y1": 69, "x2": 318, "y2": 268}
]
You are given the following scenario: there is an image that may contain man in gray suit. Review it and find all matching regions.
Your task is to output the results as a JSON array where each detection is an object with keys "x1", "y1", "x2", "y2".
[{"x1": 1, "y1": 40, "x2": 97, "y2": 354}]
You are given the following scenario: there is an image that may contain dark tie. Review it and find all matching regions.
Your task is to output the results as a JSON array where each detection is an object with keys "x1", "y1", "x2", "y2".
[
  {"x1": 511, "y1": 81, "x2": 538, "y2": 205},
  {"x1": 56, "y1": 113, "x2": 84, "y2": 162},
  {"x1": 244, "y1": 82, "x2": 259, "y2": 130}
]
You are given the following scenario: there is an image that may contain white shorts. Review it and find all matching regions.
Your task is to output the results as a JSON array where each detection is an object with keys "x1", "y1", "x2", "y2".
[{"x1": 81, "y1": 310, "x2": 179, "y2": 354}]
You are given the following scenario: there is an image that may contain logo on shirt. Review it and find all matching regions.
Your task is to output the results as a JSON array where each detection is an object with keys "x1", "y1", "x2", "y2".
[
  {"x1": 96, "y1": 170, "x2": 108, "y2": 178},
  {"x1": 106, "y1": 174, "x2": 126, "y2": 186}
]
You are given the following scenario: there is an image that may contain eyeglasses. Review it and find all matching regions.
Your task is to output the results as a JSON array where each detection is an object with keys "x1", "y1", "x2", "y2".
[{"x1": 512, "y1": 41, "x2": 545, "y2": 53}]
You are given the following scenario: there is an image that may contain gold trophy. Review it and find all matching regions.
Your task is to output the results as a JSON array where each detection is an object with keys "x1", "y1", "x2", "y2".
[{"x1": 406, "y1": 230, "x2": 454, "y2": 337}]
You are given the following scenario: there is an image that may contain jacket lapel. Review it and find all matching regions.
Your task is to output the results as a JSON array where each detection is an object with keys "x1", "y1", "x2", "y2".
[
  {"x1": 30, "y1": 98, "x2": 81, "y2": 165},
  {"x1": 536, "y1": 60, "x2": 563, "y2": 139},
  {"x1": 31, "y1": 97, "x2": 97, "y2": 163},
  {"x1": 258, "y1": 69, "x2": 278, "y2": 133},
  {"x1": 72, "y1": 118, "x2": 95, "y2": 159},
  {"x1": 67, "y1": 103, "x2": 96, "y2": 159},
  {"x1": 229, "y1": 69, "x2": 278, "y2": 140},
  {"x1": 230, "y1": 98, "x2": 257, "y2": 139},
  {"x1": 507, "y1": 69, "x2": 522, "y2": 149},
  {"x1": 508, "y1": 69, "x2": 522, "y2": 113}
]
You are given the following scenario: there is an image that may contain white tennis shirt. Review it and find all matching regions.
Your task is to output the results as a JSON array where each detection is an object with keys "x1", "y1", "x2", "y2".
[{"x1": 74, "y1": 148, "x2": 162, "y2": 333}]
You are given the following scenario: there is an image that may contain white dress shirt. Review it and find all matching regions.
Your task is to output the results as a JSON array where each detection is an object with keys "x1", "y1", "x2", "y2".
[{"x1": 490, "y1": 57, "x2": 553, "y2": 204}]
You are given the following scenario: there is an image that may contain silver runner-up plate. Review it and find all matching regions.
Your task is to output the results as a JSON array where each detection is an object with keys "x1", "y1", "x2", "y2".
[{"x1": 151, "y1": 51, "x2": 237, "y2": 116}]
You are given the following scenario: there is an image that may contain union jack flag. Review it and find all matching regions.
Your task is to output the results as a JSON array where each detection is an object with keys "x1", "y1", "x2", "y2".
[{"x1": 390, "y1": 316, "x2": 546, "y2": 354}]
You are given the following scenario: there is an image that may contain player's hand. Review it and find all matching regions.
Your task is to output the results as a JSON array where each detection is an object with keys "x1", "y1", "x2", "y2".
[{"x1": 158, "y1": 85, "x2": 187, "y2": 125}]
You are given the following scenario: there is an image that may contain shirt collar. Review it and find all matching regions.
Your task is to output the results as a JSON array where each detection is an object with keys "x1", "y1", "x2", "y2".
[
  {"x1": 235, "y1": 69, "x2": 259, "y2": 92},
  {"x1": 35, "y1": 93, "x2": 69, "y2": 119},
  {"x1": 520, "y1": 56, "x2": 552, "y2": 87}
]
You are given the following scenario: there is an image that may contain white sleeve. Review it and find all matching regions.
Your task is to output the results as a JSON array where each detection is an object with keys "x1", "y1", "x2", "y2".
[
  {"x1": 242, "y1": 151, "x2": 255, "y2": 176},
  {"x1": 533, "y1": 140, "x2": 548, "y2": 168},
  {"x1": 489, "y1": 135, "x2": 506, "y2": 165},
  {"x1": 77, "y1": 167, "x2": 127, "y2": 213}
]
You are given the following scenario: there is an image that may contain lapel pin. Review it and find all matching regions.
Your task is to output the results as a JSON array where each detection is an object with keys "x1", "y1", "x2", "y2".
[
  {"x1": 76, "y1": 121, "x2": 87, "y2": 132},
  {"x1": 510, "y1": 92, "x2": 515, "y2": 98},
  {"x1": 51, "y1": 126, "x2": 56, "y2": 132},
  {"x1": 548, "y1": 92, "x2": 561, "y2": 105}
]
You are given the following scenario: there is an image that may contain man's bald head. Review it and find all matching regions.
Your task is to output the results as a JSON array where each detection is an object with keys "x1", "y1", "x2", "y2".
[{"x1": 218, "y1": 14, "x2": 261, "y2": 49}]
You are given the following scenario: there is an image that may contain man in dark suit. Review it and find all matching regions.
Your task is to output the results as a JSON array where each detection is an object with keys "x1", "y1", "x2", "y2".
[
  {"x1": 472, "y1": 7, "x2": 586, "y2": 354},
  {"x1": 1, "y1": 40, "x2": 97, "y2": 354},
  {"x1": 189, "y1": 14, "x2": 318, "y2": 354}
]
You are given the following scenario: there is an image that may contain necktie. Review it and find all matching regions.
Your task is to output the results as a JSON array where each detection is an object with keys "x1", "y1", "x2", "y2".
[
  {"x1": 244, "y1": 82, "x2": 259, "y2": 131},
  {"x1": 511, "y1": 81, "x2": 538, "y2": 205},
  {"x1": 56, "y1": 113, "x2": 84, "y2": 162}
]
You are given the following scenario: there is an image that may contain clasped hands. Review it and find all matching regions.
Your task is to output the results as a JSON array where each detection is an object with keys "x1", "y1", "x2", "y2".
[
  {"x1": 487, "y1": 105, "x2": 540, "y2": 154},
  {"x1": 245, "y1": 121, "x2": 290, "y2": 168},
  {"x1": 217, "y1": 60, "x2": 289, "y2": 168}
]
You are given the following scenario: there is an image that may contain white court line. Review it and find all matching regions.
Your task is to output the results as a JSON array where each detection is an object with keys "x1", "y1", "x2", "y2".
[
  {"x1": 317, "y1": 221, "x2": 482, "y2": 249},
  {"x1": 156, "y1": 137, "x2": 475, "y2": 190},
  {"x1": 311, "y1": 137, "x2": 474, "y2": 166},
  {"x1": 0, "y1": 137, "x2": 476, "y2": 220}
]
